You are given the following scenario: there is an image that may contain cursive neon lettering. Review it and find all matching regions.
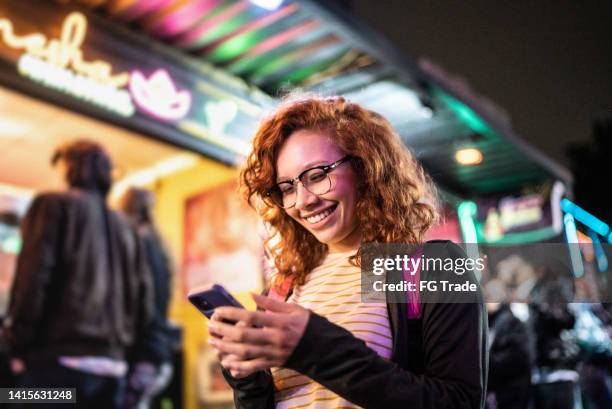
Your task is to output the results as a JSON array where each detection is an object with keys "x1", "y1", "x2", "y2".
[{"x1": 0, "y1": 12, "x2": 128, "y2": 87}]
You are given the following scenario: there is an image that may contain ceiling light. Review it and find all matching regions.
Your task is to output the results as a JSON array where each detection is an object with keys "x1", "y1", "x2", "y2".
[
  {"x1": 455, "y1": 148, "x2": 483, "y2": 166},
  {"x1": 250, "y1": 0, "x2": 284, "y2": 11}
]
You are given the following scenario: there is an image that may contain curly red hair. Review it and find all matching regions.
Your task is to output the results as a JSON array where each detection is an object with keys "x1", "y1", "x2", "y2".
[{"x1": 241, "y1": 95, "x2": 439, "y2": 287}]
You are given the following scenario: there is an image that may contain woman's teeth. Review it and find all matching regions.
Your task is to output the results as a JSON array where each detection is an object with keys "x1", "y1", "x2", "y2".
[{"x1": 306, "y1": 207, "x2": 335, "y2": 224}]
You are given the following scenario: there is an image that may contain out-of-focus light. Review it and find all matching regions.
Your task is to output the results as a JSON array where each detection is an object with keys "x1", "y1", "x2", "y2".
[
  {"x1": 2, "y1": 236, "x2": 21, "y2": 254},
  {"x1": 457, "y1": 201, "x2": 480, "y2": 279},
  {"x1": 110, "y1": 154, "x2": 199, "y2": 202},
  {"x1": 458, "y1": 201, "x2": 478, "y2": 243},
  {"x1": 129, "y1": 69, "x2": 192, "y2": 121},
  {"x1": 0, "y1": 183, "x2": 35, "y2": 198},
  {"x1": 204, "y1": 100, "x2": 238, "y2": 136},
  {"x1": 455, "y1": 148, "x2": 483, "y2": 166},
  {"x1": 564, "y1": 213, "x2": 584, "y2": 278},
  {"x1": 551, "y1": 181, "x2": 565, "y2": 233},
  {"x1": 18, "y1": 54, "x2": 134, "y2": 117},
  {"x1": 0, "y1": 12, "x2": 129, "y2": 88},
  {"x1": 561, "y1": 198, "x2": 609, "y2": 237},
  {"x1": 0, "y1": 119, "x2": 30, "y2": 135},
  {"x1": 347, "y1": 81, "x2": 431, "y2": 123},
  {"x1": 587, "y1": 229, "x2": 609, "y2": 273},
  {"x1": 420, "y1": 106, "x2": 433, "y2": 118},
  {"x1": 250, "y1": 0, "x2": 284, "y2": 10}
]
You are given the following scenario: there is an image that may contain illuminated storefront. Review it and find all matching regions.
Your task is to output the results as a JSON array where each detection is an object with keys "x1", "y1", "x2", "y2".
[{"x1": 0, "y1": 2, "x2": 273, "y2": 408}]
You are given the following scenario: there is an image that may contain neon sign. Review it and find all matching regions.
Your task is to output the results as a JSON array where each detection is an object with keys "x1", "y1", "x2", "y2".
[
  {"x1": 0, "y1": 12, "x2": 128, "y2": 87},
  {"x1": 129, "y1": 69, "x2": 192, "y2": 121},
  {"x1": 0, "y1": 12, "x2": 192, "y2": 121},
  {"x1": 17, "y1": 54, "x2": 135, "y2": 116},
  {"x1": 0, "y1": 12, "x2": 134, "y2": 117},
  {"x1": 204, "y1": 100, "x2": 237, "y2": 135}
]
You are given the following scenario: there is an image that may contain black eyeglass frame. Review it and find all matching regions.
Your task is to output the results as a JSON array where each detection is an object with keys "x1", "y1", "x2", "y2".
[{"x1": 265, "y1": 156, "x2": 353, "y2": 208}]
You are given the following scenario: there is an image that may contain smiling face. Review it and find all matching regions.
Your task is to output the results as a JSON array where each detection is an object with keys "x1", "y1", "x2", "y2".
[{"x1": 276, "y1": 129, "x2": 361, "y2": 252}]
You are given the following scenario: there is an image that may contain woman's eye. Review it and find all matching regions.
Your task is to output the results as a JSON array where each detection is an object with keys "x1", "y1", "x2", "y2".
[
  {"x1": 280, "y1": 185, "x2": 295, "y2": 195},
  {"x1": 308, "y1": 171, "x2": 326, "y2": 182}
]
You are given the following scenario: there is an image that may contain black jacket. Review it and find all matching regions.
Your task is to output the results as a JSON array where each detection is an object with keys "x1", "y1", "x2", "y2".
[
  {"x1": 487, "y1": 305, "x2": 532, "y2": 409},
  {"x1": 132, "y1": 226, "x2": 173, "y2": 364},
  {"x1": 224, "y1": 241, "x2": 488, "y2": 409},
  {"x1": 5, "y1": 189, "x2": 153, "y2": 362}
]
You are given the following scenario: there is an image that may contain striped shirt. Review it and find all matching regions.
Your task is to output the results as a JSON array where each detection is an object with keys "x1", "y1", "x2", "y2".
[{"x1": 272, "y1": 250, "x2": 392, "y2": 409}]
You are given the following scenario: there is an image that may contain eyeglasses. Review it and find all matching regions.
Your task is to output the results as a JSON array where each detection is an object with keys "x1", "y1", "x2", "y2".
[{"x1": 265, "y1": 156, "x2": 352, "y2": 209}]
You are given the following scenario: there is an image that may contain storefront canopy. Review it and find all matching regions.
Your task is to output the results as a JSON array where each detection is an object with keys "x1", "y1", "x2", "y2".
[{"x1": 7, "y1": 0, "x2": 573, "y2": 197}]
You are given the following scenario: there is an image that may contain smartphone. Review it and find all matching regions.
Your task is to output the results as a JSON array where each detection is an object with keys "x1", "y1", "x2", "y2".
[{"x1": 188, "y1": 284, "x2": 244, "y2": 323}]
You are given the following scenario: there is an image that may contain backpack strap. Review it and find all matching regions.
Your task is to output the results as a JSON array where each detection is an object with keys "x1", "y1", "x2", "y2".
[
  {"x1": 404, "y1": 317, "x2": 424, "y2": 373},
  {"x1": 403, "y1": 246, "x2": 424, "y2": 373},
  {"x1": 268, "y1": 275, "x2": 294, "y2": 302},
  {"x1": 403, "y1": 246, "x2": 423, "y2": 319}
]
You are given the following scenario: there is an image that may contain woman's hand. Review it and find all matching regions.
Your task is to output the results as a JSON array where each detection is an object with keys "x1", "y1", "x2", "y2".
[
  {"x1": 207, "y1": 293, "x2": 310, "y2": 378},
  {"x1": 208, "y1": 314, "x2": 253, "y2": 379}
]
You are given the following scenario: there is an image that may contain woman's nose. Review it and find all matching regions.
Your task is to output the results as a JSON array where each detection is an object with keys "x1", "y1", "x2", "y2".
[{"x1": 294, "y1": 182, "x2": 319, "y2": 210}]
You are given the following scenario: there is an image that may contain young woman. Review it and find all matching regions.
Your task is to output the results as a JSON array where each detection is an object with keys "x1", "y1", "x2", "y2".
[{"x1": 207, "y1": 95, "x2": 488, "y2": 409}]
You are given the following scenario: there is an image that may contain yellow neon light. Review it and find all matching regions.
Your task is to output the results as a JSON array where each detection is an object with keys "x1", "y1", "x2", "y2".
[{"x1": 0, "y1": 12, "x2": 128, "y2": 88}]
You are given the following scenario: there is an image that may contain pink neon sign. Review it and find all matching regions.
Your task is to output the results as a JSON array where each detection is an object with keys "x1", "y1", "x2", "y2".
[{"x1": 129, "y1": 69, "x2": 192, "y2": 121}]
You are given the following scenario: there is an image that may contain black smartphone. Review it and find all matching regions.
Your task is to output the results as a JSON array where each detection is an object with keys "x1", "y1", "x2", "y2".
[{"x1": 188, "y1": 284, "x2": 244, "y2": 323}]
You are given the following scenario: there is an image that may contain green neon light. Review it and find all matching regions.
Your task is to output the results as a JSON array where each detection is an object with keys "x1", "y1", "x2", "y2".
[
  {"x1": 249, "y1": 52, "x2": 295, "y2": 79},
  {"x1": 252, "y1": 56, "x2": 337, "y2": 86},
  {"x1": 209, "y1": 31, "x2": 265, "y2": 62},
  {"x1": 457, "y1": 201, "x2": 478, "y2": 243},
  {"x1": 197, "y1": 14, "x2": 251, "y2": 48},
  {"x1": 229, "y1": 53, "x2": 272, "y2": 75},
  {"x1": 435, "y1": 91, "x2": 490, "y2": 134},
  {"x1": 457, "y1": 201, "x2": 481, "y2": 280},
  {"x1": 286, "y1": 60, "x2": 336, "y2": 82},
  {"x1": 479, "y1": 226, "x2": 559, "y2": 245},
  {"x1": 2, "y1": 236, "x2": 22, "y2": 254}
]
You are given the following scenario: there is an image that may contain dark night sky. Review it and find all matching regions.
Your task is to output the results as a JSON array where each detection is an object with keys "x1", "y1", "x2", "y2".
[{"x1": 346, "y1": 0, "x2": 612, "y2": 167}]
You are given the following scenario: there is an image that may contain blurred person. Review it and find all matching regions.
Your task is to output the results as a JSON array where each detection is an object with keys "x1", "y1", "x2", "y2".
[
  {"x1": 206, "y1": 95, "x2": 488, "y2": 408},
  {"x1": 0, "y1": 211, "x2": 21, "y2": 389},
  {"x1": 528, "y1": 262, "x2": 579, "y2": 409},
  {"x1": 570, "y1": 303, "x2": 612, "y2": 409},
  {"x1": 3, "y1": 140, "x2": 153, "y2": 409},
  {"x1": 495, "y1": 255, "x2": 537, "y2": 302},
  {"x1": 485, "y1": 303, "x2": 532, "y2": 409},
  {"x1": 117, "y1": 188, "x2": 173, "y2": 409},
  {"x1": 529, "y1": 267, "x2": 578, "y2": 372}
]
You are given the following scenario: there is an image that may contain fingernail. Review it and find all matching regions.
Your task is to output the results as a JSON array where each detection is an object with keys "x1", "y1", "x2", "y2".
[
  {"x1": 208, "y1": 338, "x2": 217, "y2": 346},
  {"x1": 208, "y1": 322, "x2": 216, "y2": 330}
]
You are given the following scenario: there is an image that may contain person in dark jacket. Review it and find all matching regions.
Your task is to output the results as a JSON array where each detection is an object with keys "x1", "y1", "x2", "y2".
[
  {"x1": 118, "y1": 187, "x2": 173, "y2": 409},
  {"x1": 205, "y1": 95, "x2": 488, "y2": 408},
  {"x1": 486, "y1": 303, "x2": 532, "y2": 409},
  {"x1": 4, "y1": 140, "x2": 153, "y2": 409}
]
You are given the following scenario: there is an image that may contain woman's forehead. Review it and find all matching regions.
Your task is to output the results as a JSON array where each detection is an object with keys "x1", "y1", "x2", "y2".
[{"x1": 276, "y1": 129, "x2": 342, "y2": 176}]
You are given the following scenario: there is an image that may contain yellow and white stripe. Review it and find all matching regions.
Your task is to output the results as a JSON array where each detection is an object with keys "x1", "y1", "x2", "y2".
[{"x1": 272, "y1": 251, "x2": 392, "y2": 409}]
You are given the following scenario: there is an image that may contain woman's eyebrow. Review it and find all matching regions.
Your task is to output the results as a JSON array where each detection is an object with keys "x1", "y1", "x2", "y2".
[{"x1": 276, "y1": 159, "x2": 333, "y2": 182}]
